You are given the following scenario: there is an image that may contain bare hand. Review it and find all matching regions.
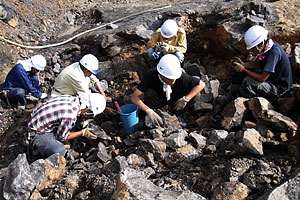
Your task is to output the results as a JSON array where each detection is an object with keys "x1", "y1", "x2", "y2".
[
  {"x1": 105, "y1": 96, "x2": 112, "y2": 102},
  {"x1": 105, "y1": 107, "x2": 117, "y2": 116}
]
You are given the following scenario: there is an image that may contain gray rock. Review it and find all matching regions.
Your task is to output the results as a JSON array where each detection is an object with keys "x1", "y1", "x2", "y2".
[
  {"x1": 257, "y1": 168, "x2": 300, "y2": 200},
  {"x1": 111, "y1": 167, "x2": 206, "y2": 200}
]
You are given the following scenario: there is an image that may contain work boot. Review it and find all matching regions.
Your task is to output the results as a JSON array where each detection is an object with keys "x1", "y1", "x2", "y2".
[{"x1": 217, "y1": 84, "x2": 240, "y2": 104}]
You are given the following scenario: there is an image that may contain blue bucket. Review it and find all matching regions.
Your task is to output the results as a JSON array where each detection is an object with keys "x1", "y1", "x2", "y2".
[{"x1": 118, "y1": 104, "x2": 139, "y2": 134}]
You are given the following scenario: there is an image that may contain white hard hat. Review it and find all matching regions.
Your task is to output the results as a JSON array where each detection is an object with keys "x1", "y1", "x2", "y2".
[
  {"x1": 79, "y1": 92, "x2": 106, "y2": 117},
  {"x1": 31, "y1": 55, "x2": 46, "y2": 71},
  {"x1": 79, "y1": 54, "x2": 99, "y2": 75},
  {"x1": 244, "y1": 25, "x2": 268, "y2": 50},
  {"x1": 161, "y1": 19, "x2": 178, "y2": 38},
  {"x1": 157, "y1": 54, "x2": 182, "y2": 79},
  {"x1": 89, "y1": 93, "x2": 106, "y2": 117}
]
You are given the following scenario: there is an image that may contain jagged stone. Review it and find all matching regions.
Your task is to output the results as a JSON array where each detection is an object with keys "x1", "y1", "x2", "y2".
[
  {"x1": 97, "y1": 142, "x2": 112, "y2": 163},
  {"x1": 195, "y1": 114, "x2": 215, "y2": 130},
  {"x1": 198, "y1": 76, "x2": 220, "y2": 103},
  {"x1": 221, "y1": 97, "x2": 248, "y2": 130},
  {"x1": 164, "y1": 129, "x2": 188, "y2": 149},
  {"x1": 102, "y1": 156, "x2": 128, "y2": 176},
  {"x1": 99, "y1": 34, "x2": 116, "y2": 48},
  {"x1": 237, "y1": 128, "x2": 264, "y2": 155},
  {"x1": 111, "y1": 167, "x2": 206, "y2": 200},
  {"x1": 107, "y1": 46, "x2": 121, "y2": 57},
  {"x1": 96, "y1": 61, "x2": 114, "y2": 81},
  {"x1": 194, "y1": 102, "x2": 213, "y2": 111},
  {"x1": 165, "y1": 144, "x2": 201, "y2": 167},
  {"x1": 207, "y1": 129, "x2": 229, "y2": 147},
  {"x1": 211, "y1": 181, "x2": 251, "y2": 200},
  {"x1": 2, "y1": 153, "x2": 65, "y2": 200},
  {"x1": 88, "y1": 122, "x2": 111, "y2": 140},
  {"x1": 257, "y1": 168, "x2": 300, "y2": 199},
  {"x1": 188, "y1": 132, "x2": 207, "y2": 149},
  {"x1": 184, "y1": 60, "x2": 206, "y2": 76},
  {"x1": 228, "y1": 158, "x2": 256, "y2": 182},
  {"x1": 127, "y1": 154, "x2": 146, "y2": 167},
  {"x1": 247, "y1": 97, "x2": 297, "y2": 134},
  {"x1": 141, "y1": 139, "x2": 167, "y2": 161}
]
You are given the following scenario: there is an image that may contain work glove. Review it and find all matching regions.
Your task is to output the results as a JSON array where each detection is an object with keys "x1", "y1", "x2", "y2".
[
  {"x1": 154, "y1": 42, "x2": 162, "y2": 52},
  {"x1": 82, "y1": 128, "x2": 98, "y2": 140},
  {"x1": 40, "y1": 93, "x2": 47, "y2": 99},
  {"x1": 145, "y1": 109, "x2": 163, "y2": 127},
  {"x1": 82, "y1": 119, "x2": 94, "y2": 128},
  {"x1": 160, "y1": 43, "x2": 171, "y2": 54},
  {"x1": 26, "y1": 93, "x2": 39, "y2": 102},
  {"x1": 233, "y1": 56, "x2": 244, "y2": 65},
  {"x1": 152, "y1": 51, "x2": 160, "y2": 60},
  {"x1": 173, "y1": 96, "x2": 189, "y2": 111},
  {"x1": 232, "y1": 62, "x2": 245, "y2": 72}
]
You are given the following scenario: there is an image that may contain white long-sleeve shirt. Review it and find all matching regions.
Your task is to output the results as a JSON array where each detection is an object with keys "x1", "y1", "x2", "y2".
[{"x1": 52, "y1": 62, "x2": 99, "y2": 97}]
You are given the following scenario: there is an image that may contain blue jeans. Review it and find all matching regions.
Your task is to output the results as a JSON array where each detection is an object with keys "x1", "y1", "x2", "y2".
[
  {"x1": 147, "y1": 48, "x2": 184, "y2": 63},
  {"x1": 7, "y1": 88, "x2": 27, "y2": 106},
  {"x1": 32, "y1": 132, "x2": 66, "y2": 158}
]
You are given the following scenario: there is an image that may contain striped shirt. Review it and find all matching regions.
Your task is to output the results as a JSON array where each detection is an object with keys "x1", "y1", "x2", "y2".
[{"x1": 28, "y1": 95, "x2": 80, "y2": 140}]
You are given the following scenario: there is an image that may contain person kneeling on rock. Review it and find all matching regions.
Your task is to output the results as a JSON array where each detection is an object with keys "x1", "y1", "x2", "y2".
[
  {"x1": 27, "y1": 92, "x2": 106, "y2": 159},
  {"x1": 131, "y1": 54, "x2": 205, "y2": 127}
]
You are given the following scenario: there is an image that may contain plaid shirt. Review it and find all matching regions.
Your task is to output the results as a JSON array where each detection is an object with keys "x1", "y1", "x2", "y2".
[{"x1": 28, "y1": 95, "x2": 80, "y2": 140}]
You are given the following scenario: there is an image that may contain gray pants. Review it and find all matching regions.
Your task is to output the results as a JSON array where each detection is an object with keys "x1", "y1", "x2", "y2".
[
  {"x1": 239, "y1": 76, "x2": 280, "y2": 99},
  {"x1": 32, "y1": 132, "x2": 66, "y2": 158}
]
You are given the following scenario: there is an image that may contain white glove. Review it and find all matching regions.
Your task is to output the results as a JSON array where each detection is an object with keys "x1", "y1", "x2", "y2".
[
  {"x1": 145, "y1": 109, "x2": 163, "y2": 127},
  {"x1": 82, "y1": 128, "x2": 97, "y2": 140},
  {"x1": 25, "y1": 94, "x2": 39, "y2": 102},
  {"x1": 40, "y1": 93, "x2": 47, "y2": 99},
  {"x1": 160, "y1": 43, "x2": 170, "y2": 54}
]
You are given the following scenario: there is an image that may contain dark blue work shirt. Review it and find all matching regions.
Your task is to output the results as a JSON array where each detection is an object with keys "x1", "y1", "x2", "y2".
[
  {"x1": 260, "y1": 41, "x2": 293, "y2": 93},
  {"x1": 3, "y1": 64, "x2": 42, "y2": 98}
]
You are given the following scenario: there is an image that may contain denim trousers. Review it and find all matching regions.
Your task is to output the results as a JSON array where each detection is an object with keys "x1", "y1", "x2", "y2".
[
  {"x1": 7, "y1": 88, "x2": 27, "y2": 106},
  {"x1": 147, "y1": 48, "x2": 184, "y2": 63},
  {"x1": 32, "y1": 132, "x2": 67, "y2": 158}
]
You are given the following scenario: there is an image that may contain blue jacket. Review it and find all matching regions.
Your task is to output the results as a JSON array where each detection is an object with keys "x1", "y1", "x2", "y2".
[{"x1": 3, "y1": 64, "x2": 42, "y2": 98}]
